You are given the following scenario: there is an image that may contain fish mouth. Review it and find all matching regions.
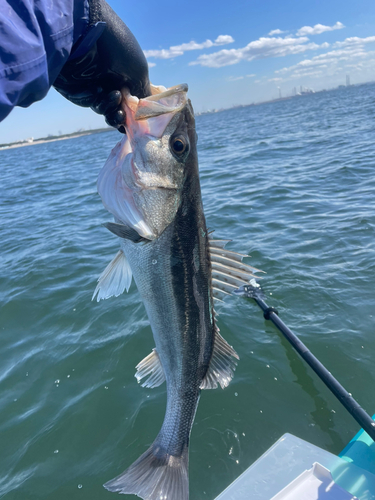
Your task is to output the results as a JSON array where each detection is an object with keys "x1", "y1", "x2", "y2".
[
  {"x1": 122, "y1": 84, "x2": 189, "y2": 139},
  {"x1": 134, "y1": 84, "x2": 188, "y2": 120}
]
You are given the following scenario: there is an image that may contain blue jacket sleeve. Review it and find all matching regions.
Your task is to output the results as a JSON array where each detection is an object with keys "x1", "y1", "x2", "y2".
[{"x1": 0, "y1": 0, "x2": 90, "y2": 121}]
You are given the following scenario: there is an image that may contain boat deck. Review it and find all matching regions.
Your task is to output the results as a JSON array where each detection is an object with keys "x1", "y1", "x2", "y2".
[{"x1": 215, "y1": 432, "x2": 375, "y2": 500}]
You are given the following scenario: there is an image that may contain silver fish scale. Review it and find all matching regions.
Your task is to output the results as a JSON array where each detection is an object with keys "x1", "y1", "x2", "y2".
[{"x1": 120, "y1": 209, "x2": 213, "y2": 457}]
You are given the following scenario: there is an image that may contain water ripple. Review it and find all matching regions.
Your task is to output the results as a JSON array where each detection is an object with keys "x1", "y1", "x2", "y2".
[{"x1": 1, "y1": 85, "x2": 375, "y2": 499}]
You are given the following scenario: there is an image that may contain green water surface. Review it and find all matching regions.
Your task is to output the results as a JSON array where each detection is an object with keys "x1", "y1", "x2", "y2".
[{"x1": 1, "y1": 83, "x2": 375, "y2": 499}]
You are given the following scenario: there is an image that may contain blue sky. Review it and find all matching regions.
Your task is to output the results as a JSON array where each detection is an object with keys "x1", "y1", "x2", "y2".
[{"x1": 1, "y1": 0, "x2": 375, "y2": 143}]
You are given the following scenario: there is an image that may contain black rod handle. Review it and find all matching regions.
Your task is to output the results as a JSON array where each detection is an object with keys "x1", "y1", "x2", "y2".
[{"x1": 253, "y1": 295, "x2": 375, "y2": 441}]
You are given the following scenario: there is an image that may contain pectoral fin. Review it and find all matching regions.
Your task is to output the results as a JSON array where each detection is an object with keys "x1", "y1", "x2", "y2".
[
  {"x1": 135, "y1": 349, "x2": 165, "y2": 388},
  {"x1": 92, "y1": 250, "x2": 132, "y2": 302},
  {"x1": 200, "y1": 329, "x2": 239, "y2": 390},
  {"x1": 103, "y1": 222, "x2": 147, "y2": 243}
]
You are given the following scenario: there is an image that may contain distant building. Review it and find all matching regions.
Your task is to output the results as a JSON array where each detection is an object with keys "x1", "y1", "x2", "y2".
[
  {"x1": 298, "y1": 87, "x2": 315, "y2": 95},
  {"x1": 346, "y1": 75, "x2": 351, "y2": 87}
]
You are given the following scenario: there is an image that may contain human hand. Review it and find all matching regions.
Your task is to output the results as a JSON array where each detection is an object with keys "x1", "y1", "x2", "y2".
[{"x1": 53, "y1": 0, "x2": 150, "y2": 133}]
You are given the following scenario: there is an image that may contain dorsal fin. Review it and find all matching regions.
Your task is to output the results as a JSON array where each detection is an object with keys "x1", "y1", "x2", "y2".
[
  {"x1": 209, "y1": 237, "x2": 264, "y2": 300},
  {"x1": 201, "y1": 236, "x2": 264, "y2": 389}
]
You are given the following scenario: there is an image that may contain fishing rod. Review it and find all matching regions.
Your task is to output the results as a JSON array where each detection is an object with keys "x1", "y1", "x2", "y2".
[{"x1": 234, "y1": 282, "x2": 375, "y2": 442}]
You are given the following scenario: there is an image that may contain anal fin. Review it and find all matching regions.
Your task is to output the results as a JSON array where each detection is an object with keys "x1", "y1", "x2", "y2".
[
  {"x1": 135, "y1": 349, "x2": 165, "y2": 388},
  {"x1": 200, "y1": 329, "x2": 239, "y2": 390},
  {"x1": 92, "y1": 250, "x2": 132, "y2": 302}
]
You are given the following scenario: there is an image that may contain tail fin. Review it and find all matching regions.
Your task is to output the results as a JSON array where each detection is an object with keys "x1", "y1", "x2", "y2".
[{"x1": 104, "y1": 445, "x2": 189, "y2": 500}]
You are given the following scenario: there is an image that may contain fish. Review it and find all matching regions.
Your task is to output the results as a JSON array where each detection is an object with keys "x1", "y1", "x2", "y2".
[{"x1": 93, "y1": 84, "x2": 262, "y2": 499}]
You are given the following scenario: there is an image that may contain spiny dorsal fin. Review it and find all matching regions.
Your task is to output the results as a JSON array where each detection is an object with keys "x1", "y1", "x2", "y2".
[
  {"x1": 209, "y1": 237, "x2": 264, "y2": 300},
  {"x1": 209, "y1": 239, "x2": 231, "y2": 249},
  {"x1": 92, "y1": 250, "x2": 132, "y2": 302},
  {"x1": 200, "y1": 329, "x2": 239, "y2": 390},
  {"x1": 135, "y1": 349, "x2": 165, "y2": 388}
]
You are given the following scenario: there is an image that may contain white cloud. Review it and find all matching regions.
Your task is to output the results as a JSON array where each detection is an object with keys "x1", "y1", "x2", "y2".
[
  {"x1": 268, "y1": 29, "x2": 286, "y2": 36},
  {"x1": 278, "y1": 45, "x2": 374, "y2": 73},
  {"x1": 296, "y1": 21, "x2": 344, "y2": 37},
  {"x1": 190, "y1": 36, "x2": 322, "y2": 68},
  {"x1": 290, "y1": 68, "x2": 325, "y2": 79},
  {"x1": 268, "y1": 77, "x2": 283, "y2": 82},
  {"x1": 274, "y1": 43, "x2": 375, "y2": 81},
  {"x1": 148, "y1": 62, "x2": 156, "y2": 68},
  {"x1": 144, "y1": 35, "x2": 234, "y2": 60},
  {"x1": 227, "y1": 76, "x2": 244, "y2": 81},
  {"x1": 226, "y1": 74, "x2": 256, "y2": 81},
  {"x1": 333, "y1": 35, "x2": 375, "y2": 48},
  {"x1": 215, "y1": 35, "x2": 235, "y2": 45},
  {"x1": 144, "y1": 48, "x2": 182, "y2": 59}
]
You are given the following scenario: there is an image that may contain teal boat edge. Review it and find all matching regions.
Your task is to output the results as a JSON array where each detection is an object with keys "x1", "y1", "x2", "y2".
[{"x1": 339, "y1": 414, "x2": 375, "y2": 475}]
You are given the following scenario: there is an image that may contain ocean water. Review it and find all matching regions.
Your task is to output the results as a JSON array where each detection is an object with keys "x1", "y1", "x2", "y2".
[{"x1": 1, "y1": 83, "x2": 375, "y2": 499}]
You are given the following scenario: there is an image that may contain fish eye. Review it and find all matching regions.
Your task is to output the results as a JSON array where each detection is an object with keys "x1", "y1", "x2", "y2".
[{"x1": 170, "y1": 135, "x2": 189, "y2": 157}]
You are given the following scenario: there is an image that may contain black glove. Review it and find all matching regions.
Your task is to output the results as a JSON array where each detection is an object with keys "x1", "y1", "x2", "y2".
[{"x1": 53, "y1": 0, "x2": 151, "y2": 132}]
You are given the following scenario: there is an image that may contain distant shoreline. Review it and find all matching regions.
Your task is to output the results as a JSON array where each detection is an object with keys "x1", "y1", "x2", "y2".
[
  {"x1": 0, "y1": 127, "x2": 115, "y2": 151},
  {"x1": 2, "y1": 81, "x2": 374, "y2": 148},
  {"x1": 196, "y1": 80, "x2": 375, "y2": 116}
]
